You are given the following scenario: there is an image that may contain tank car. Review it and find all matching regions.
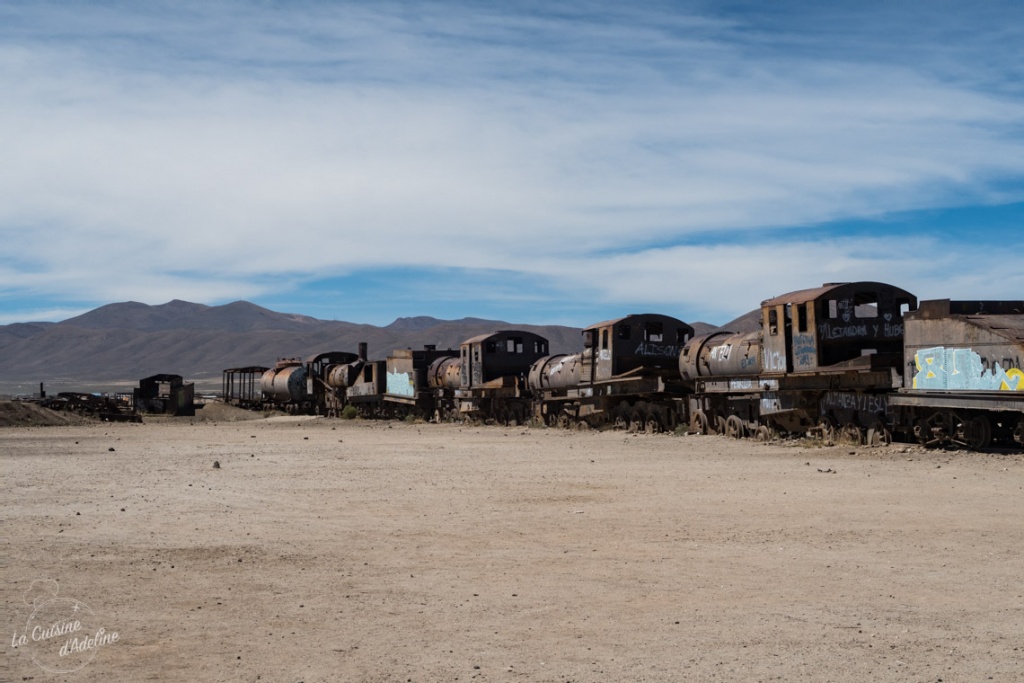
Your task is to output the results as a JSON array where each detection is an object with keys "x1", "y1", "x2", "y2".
[
  {"x1": 260, "y1": 359, "x2": 309, "y2": 412},
  {"x1": 529, "y1": 313, "x2": 694, "y2": 431},
  {"x1": 682, "y1": 282, "x2": 917, "y2": 443},
  {"x1": 889, "y1": 299, "x2": 1024, "y2": 449},
  {"x1": 255, "y1": 349, "x2": 363, "y2": 414}
]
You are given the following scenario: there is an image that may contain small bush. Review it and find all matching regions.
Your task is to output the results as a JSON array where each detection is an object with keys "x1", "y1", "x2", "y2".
[{"x1": 340, "y1": 405, "x2": 358, "y2": 420}]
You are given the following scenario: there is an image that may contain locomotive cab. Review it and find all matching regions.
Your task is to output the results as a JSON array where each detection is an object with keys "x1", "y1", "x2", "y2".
[
  {"x1": 760, "y1": 282, "x2": 917, "y2": 375},
  {"x1": 459, "y1": 330, "x2": 549, "y2": 388},
  {"x1": 580, "y1": 314, "x2": 694, "y2": 383}
]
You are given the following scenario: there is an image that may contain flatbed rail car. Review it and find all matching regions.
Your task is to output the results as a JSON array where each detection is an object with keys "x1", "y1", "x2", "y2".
[
  {"x1": 682, "y1": 281, "x2": 918, "y2": 444},
  {"x1": 431, "y1": 330, "x2": 549, "y2": 424},
  {"x1": 223, "y1": 366, "x2": 269, "y2": 409},
  {"x1": 889, "y1": 299, "x2": 1024, "y2": 449},
  {"x1": 529, "y1": 313, "x2": 694, "y2": 432}
]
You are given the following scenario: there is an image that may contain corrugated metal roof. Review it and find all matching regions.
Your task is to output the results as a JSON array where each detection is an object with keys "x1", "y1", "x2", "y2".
[
  {"x1": 965, "y1": 314, "x2": 1024, "y2": 343},
  {"x1": 761, "y1": 282, "x2": 915, "y2": 307},
  {"x1": 582, "y1": 313, "x2": 689, "y2": 332},
  {"x1": 461, "y1": 330, "x2": 547, "y2": 345}
]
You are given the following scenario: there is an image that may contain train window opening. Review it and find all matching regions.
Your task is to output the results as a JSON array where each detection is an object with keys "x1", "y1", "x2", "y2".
[
  {"x1": 900, "y1": 302, "x2": 911, "y2": 316},
  {"x1": 855, "y1": 293, "x2": 879, "y2": 318},
  {"x1": 507, "y1": 339, "x2": 515, "y2": 353},
  {"x1": 363, "y1": 365, "x2": 374, "y2": 381},
  {"x1": 644, "y1": 322, "x2": 664, "y2": 343},
  {"x1": 828, "y1": 300, "x2": 838, "y2": 319},
  {"x1": 583, "y1": 330, "x2": 595, "y2": 348},
  {"x1": 474, "y1": 348, "x2": 480, "y2": 362},
  {"x1": 602, "y1": 329, "x2": 609, "y2": 350},
  {"x1": 462, "y1": 347, "x2": 467, "y2": 358},
  {"x1": 797, "y1": 304, "x2": 808, "y2": 333},
  {"x1": 618, "y1": 324, "x2": 630, "y2": 340},
  {"x1": 861, "y1": 348, "x2": 877, "y2": 356},
  {"x1": 512, "y1": 338, "x2": 523, "y2": 354},
  {"x1": 676, "y1": 329, "x2": 690, "y2": 344},
  {"x1": 769, "y1": 309, "x2": 779, "y2": 336}
]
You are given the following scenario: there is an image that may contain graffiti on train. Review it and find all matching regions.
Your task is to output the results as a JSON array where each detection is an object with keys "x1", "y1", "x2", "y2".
[
  {"x1": 792, "y1": 334, "x2": 815, "y2": 366},
  {"x1": 634, "y1": 342, "x2": 683, "y2": 358},
  {"x1": 821, "y1": 391, "x2": 890, "y2": 416},
  {"x1": 913, "y1": 347, "x2": 1024, "y2": 391},
  {"x1": 386, "y1": 371, "x2": 416, "y2": 397}
]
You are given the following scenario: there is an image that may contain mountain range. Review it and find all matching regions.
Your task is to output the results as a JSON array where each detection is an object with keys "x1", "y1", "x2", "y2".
[{"x1": 0, "y1": 300, "x2": 753, "y2": 394}]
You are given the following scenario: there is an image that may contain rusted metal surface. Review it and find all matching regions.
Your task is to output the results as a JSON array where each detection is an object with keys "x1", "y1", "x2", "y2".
[
  {"x1": 581, "y1": 313, "x2": 694, "y2": 382},
  {"x1": 134, "y1": 374, "x2": 195, "y2": 416},
  {"x1": 889, "y1": 299, "x2": 1024, "y2": 448},
  {"x1": 428, "y1": 356, "x2": 463, "y2": 390},
  {"x1": 458, "y1": 331, "x2": 549, "y2": 389},
  {"x1": 527, "y1": 353, "x2": 582, "y2": 392},
  {"x1": 222, "y1": 366, "x2": 268, "y2": 408},
  {"x1": 680, "y1": 330, "x2": 760, "y2": 379},
  {"x1": 260, "y1": 359, "x2": 307, "y2": 403},
  {"x1": 345, "y1": 360, "x2": 387, "y2": 401},
  {"x1": 758, "y1": 282, "x2": 917, "y2": 375},
  {"x1": 42, "y1": 392, "x2": 141, "y2": 422},
  {"x1": 900, "y1": 300, "x2": 1024, "y2": 394}
]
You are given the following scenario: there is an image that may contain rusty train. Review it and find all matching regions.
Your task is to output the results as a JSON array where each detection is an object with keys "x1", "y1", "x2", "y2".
[{"x1": 222, "y1": 281, "x2": 1024, "y2": 451}]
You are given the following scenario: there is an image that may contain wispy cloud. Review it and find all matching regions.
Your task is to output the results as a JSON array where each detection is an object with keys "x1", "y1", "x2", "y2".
[{"x1": 1, "y1": 1, "x2": 1022, "y2": 325}]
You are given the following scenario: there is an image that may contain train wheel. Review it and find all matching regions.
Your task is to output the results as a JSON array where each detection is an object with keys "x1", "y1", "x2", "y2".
[
  {"x1": 1014, "y1": 418, "x2": 1024, "y2": 446},
  {"x1": 917, "y1": 412, "x2": 948, "y2": 448},
  {"x1": 690, "y1": 410, "x2": 710, "y2": 435},
  {"x1": 817, "y1": 418, "x2": 837, "y2": 446},
  {"x1": 755, "y1": 425, "x2": 775, "y2": 442},
  {"x1": 962, "y1": 415, "x2": 992, "y2": 450},
  {"x1": 645, "y1": 416, "x2": 661, "y2": 435},
  {"x1": 714, "y1": 415, "x2": 727, "y2": 435},
  {"x1": 867, "y1": 421, "x2": 892, "y2": 447},
  {"x1": 837, "y1": 423, "x2": 863, "y2": 446},
  {"x1": 725, "y1": 415, "x2": 745, "y2": 439}
]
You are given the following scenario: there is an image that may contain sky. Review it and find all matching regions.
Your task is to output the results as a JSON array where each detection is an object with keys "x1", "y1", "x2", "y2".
[{"x1": 1, "y1": 0, "x2": 1022, "y2": 328}]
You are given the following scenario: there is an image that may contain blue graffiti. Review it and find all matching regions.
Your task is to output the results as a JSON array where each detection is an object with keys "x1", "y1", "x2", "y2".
[
  {"x1": 386, "y1": 371, "x2": 415, "y2": 397},
  {"x1": 914, "y1": 347, "x2": 1023, "y2": 391},
  {"x1": 792, "y1": 334, "x2": 815, "y2": 367}
]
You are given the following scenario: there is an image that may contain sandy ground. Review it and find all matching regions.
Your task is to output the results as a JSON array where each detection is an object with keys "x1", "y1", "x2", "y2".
[{"x1": 3, "y1": 411, "x2": 1023, "y2": 683}]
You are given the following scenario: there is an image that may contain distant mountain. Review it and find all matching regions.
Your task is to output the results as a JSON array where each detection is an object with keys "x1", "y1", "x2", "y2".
[
  {"x1": 0, "y1": 301, "x2": 734, "y2": 393},
  {"x1": 0, "y1": 301, "x2": 583, "y2": 388},
  {"x1": 720, "y1": 309, "x2": 762, "y2": 334},
  {"x1": 61, "y1": 299, "x2": 321, "y2": 333}
]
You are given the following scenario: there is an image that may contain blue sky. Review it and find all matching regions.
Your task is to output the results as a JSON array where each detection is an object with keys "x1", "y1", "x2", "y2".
[{"x1": 1, "y1": 0, "x2": 1022, "y2": 327}]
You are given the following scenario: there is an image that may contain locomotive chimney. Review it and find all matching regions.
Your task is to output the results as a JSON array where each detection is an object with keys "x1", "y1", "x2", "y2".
[
  {"x1": 424, "y1": 344, "x2": 436, "y2": 351},
  {"x1": 358, "y1": 342, "x2": 368, "y2": 361}
]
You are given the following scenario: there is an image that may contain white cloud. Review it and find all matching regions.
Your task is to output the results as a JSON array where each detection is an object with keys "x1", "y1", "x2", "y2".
[{"x1": 1, "y1": 1, "x2": 1022, "y2": 322}]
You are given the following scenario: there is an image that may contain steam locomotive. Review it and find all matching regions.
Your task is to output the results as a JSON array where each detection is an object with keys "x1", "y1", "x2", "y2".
[{"x1": 223, "y1": 281, "x2": 1024, "y2": 450}]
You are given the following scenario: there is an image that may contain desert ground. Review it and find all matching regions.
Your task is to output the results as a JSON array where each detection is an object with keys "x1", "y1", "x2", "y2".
[{"x1": 3, "y1": 403, "x2": 1023, "y2": 682}]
